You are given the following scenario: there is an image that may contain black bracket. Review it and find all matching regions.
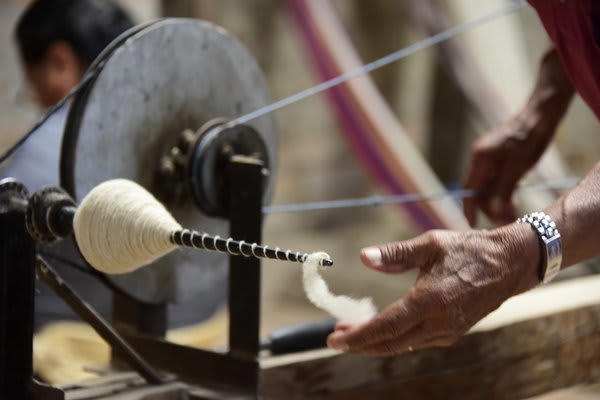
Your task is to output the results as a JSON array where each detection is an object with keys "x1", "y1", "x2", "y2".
[
  {"x1": 110, "y1": 154, "x2": 266, "y2": 397},
  {"x1": 0, "y1": 139, "x2": 268, "y2": 398},
  {"x1": 0, "y1": 190, "x2": 36, "y2": 399}
]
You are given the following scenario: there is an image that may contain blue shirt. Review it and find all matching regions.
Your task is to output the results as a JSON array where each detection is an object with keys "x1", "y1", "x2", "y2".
[{"x1": 1, "y1": 104, "x2": 113, "y2": 329}]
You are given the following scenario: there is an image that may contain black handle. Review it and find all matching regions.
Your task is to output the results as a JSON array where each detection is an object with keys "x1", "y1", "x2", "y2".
[{"x1": 263, "y1": 319, "x2": 336, "y2": 355}]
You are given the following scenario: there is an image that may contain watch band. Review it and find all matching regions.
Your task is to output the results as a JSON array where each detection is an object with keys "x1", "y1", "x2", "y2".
[{"x1": 517, "y1": 212, "x2": 562, "y2": 284}]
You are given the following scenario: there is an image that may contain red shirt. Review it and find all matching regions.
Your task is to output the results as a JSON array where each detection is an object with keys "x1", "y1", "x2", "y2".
[{"x1": 529, "y1": 0, "x2": 600, "y2": 119}]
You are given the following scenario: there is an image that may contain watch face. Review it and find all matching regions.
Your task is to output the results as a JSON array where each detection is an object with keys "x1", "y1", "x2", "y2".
[{"x1": 543, "y1": 235, "x2": 562, "y2": 284}]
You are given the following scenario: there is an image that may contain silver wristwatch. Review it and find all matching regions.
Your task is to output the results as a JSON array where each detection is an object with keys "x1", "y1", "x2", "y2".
[{"x1": 517, "y1": 212, "x2": 562, "y2": 284}]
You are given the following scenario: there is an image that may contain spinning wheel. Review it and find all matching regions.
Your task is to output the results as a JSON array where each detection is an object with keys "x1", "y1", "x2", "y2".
[{"x1": 60, "y1": 19, "x2": 278, "y2": 304}]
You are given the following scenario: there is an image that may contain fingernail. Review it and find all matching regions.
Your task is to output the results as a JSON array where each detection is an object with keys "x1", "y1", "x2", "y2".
[
  {"x1": 362, "y1": 247, "x2": 382, "y2": 267},
  {"x1": 328, "y1": 332, "x2": 349, "y2": 350}
]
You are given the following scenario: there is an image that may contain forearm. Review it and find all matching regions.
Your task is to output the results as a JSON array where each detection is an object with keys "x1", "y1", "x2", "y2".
[
  {"x1": 332, "y1": 161, "x2": 600, "y2": 355},
  {"x1": 497, "y1": 161, "x2": 600, "y2": 296},
  {"x1": 486, "y1": 160, "x2": 600, "y2": 293},
  {"x1": 520, "y1": 47, "x2": 574, "y2": 134},
  {"x1": 546, "y1": 162, "x2": 600, "y2": 267}
]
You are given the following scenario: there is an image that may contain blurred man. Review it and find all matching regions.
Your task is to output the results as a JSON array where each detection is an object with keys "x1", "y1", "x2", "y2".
[
  {"x1": 2, "y1": 0, "x2": 134, "y2": 329},
  {"x1": 329, "y1": 1, "x2": 600, "y2": 355},
  {"x1": 16, "y1": 0, "x2": 133, "y2": 109},
  {"x1": 4, "y1": 0, "x2": 134, "y2": 192},
  {"x1": 4, "y1": 0, "x2": 226, "y2": 336},
  {"x1": 0, "y1": 0, "x2": 226, "y2": 329},
  {"x1": 0, "y1": 3, "x2": 228, "y2": 383}
]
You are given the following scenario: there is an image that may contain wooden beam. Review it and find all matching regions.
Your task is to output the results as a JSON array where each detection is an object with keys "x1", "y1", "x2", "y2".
[{"x1": 259, "y1": 275, "x2": 600, "y2": 399}]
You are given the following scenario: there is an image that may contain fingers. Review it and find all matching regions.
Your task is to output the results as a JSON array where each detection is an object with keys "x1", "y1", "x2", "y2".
[
  {"x1": 343, "y1": 322, "x2": 426, "y2": 356},
  {"x1": 463, "y1": 132, "x2": 525, "y2": 227},
  {"x1": 334, "y1": 321, "x2": 353, "y2": 332},
  {"x1": 463, "y1": 144, "x2": 498, "y2": 227},
  {"x1": 349, "y1": 330, "x2": 455, "y2": 357},
  {"x1": 327, "y1": 299, "x2": 420, "y2": 351},
  {"x1": 329, "y1": 310, "x2": 462, "y2": 356},
  {"x1": 360, "y1": 233, "x2": 440, "y2": 273},
  {"x1": 476, "y1": 167, "x2": 522, "y2": 226},
  {"x1": 483, "y1": 193, "x2": 517, "y2": 226},
  {"x1": 463, "y1": 194, "x2": 478, "y2": 228},
  {"x1": 479, "y1": 151, "x2": 526, "y2": 225},
  {"x1": 329, "y1": 312, "x2": 460, "y2": 356},
  {"x1": 409, "y1": 335, "x2": 457, "y2": 352}
]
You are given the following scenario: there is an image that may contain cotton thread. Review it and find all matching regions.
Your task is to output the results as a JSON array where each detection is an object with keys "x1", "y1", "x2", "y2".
[
  {"x1": 73, "y1": 179, "x2": 182, "y2": 274},
  {"x1": 73, "y1": 179, "x2": 333, "y2": 273},
  {"x1": 302, "y1": 252, "x2": 376, "y2": 325}
]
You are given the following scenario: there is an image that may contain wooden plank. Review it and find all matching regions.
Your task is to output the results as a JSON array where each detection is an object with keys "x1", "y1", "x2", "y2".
[
  {"x1": 259, "y1": 275, "x2": 600, "y2": 399},
  {"x1": 529, "y1": 382, "x2": 600, "y2": 400},
  {"x1": 66, "y1": 382, "x2": 187, "y2": 400}
]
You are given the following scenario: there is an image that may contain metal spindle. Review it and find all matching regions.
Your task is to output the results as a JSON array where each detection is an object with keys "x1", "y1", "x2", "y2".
[{"x1": 171, "y1": 229, "x2": 333, "y2": 267}]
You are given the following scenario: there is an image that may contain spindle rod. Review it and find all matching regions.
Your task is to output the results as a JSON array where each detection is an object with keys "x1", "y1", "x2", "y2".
[{"x1": 170, "y1": 229, "x2": 333, "y2": 267}]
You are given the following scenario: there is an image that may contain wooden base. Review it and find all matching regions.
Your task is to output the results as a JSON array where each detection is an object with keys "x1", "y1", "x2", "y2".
[{"x1": 259, "y1": 275, "x2": 600, "y2": 399}]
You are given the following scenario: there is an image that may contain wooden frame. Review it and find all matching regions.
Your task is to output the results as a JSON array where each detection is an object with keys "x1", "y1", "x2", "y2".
[{"x1": 259, "y1": 275, "x2": 600, "y2": 399}]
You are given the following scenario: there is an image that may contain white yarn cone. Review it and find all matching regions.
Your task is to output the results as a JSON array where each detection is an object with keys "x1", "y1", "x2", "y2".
[
  {"x1": 302, "y1": 252, "x2": 376, "y2": 325},
  {"x1": 73, "y1": 179, "x2": 182, "y2": 274}
]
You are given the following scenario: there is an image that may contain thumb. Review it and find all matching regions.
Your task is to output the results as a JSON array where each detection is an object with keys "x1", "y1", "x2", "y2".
[{"x1": 360, "y1": 233, "x2": 437, "y2": 273}]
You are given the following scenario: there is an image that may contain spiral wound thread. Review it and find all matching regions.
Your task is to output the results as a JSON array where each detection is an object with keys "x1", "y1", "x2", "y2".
[{"x1": 170, "y1": 229, "x2": 334, "y2": 267}]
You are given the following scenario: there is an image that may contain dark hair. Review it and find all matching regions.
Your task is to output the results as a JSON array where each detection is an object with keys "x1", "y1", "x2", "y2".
[{"x1": 15, "y1": 0, "x2": 134, "y2": 67}]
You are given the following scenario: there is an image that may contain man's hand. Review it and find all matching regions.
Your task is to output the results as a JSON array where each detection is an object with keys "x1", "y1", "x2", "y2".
[
  {"x1": 463, "y1": 113, "x2": 553, "y2": 226},
  {"x1": 327, "y1": 224, "x2": 540, "y2": 356},
  {"x1": 463, "y1": 48, "x2": 573, "y2": 227}
]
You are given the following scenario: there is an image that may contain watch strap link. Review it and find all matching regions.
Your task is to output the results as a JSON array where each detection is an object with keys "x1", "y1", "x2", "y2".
[{"x1": 517, "y1": 212, "x2": 562, "y2": 284}]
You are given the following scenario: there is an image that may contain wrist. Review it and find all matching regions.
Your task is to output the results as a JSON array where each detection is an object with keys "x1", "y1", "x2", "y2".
[
  {"x1": 516, "y1": 95, "x2": 562, "y2": 142},
  {"x1": 525, "y1": 88, "x2": 571, "y2": 132},
  {"x1": 489, "y1": 222, "x2": 541, "y2": 296},
  {"x1": 517, "y1": 212, "x2": 563, "y2": 284}
]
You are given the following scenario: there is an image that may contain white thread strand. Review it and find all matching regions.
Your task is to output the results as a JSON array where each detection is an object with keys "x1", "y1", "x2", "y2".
[
  {"x1": 226, "y1": 238, "x2": 237, "y2": 255},
  {"x1": 238, "y1": 240, "x2": 247, "y2": 257},
  {"x1": 1, "y1": 2, "x2": 523, "y2": 166},
  {"x1": 264, "y1": 177, "x2": 579, "y2": 214},
  {"x1": 244, "y1": 243, "x2": 254, "y2": 257},
  {"x1": 302, "y1": 252, "x2": 376, "y2": 325},
  {"x1": 230, "y1": 0, "x2": 525, "y2": 127},
  {"x1": 73, "y1": 179, "x2": 181, "y2": 274},
  {"x1": 275, "y1": 247, "x2": 281, "y2": 260}
]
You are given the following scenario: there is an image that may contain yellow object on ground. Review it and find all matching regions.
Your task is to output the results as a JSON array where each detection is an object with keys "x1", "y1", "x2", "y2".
[{"x1": 33, "y1": 309, "x2": 228, "y2": 385}]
